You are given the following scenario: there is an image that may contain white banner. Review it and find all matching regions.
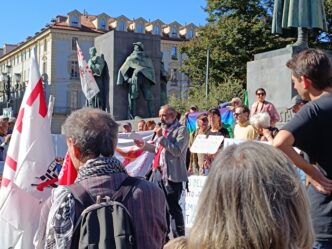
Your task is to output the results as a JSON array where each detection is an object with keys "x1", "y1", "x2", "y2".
[
  {"x1": 76, "y1": 42, "x2": 99, "y2": 100},
  {"x1": 180, "y1": 175, "x2": 207, "y2": 228},
  {"x1": 116, "y1": 131, "x2": 155, "y2": 177}
]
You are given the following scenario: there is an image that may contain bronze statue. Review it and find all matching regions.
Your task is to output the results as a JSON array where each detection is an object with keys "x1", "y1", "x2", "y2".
[
  {"x1": 88, "y1": 47, "x2": 105, "y2": 109},
  {"x1": 160, "y1": 52, "x2": 169, "y2": 106},
  {"x1": 272, "y1": 0, "x2": 327, "y2": 48},
  {"x1": 117, "y1": 42, "x2": 156, "y2": 119}
]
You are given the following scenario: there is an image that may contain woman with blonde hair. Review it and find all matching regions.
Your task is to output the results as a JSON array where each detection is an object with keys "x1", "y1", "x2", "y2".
[{"x1": 188, "y1": 142, "x2": 314, "y2": 249}]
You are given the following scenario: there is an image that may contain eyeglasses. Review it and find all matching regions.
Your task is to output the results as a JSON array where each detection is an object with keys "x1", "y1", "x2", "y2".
[
  {"x1": 234, "y1": 112, "x2": 243, "y2": 117},
  {"x1": 256, "y1": 92, "x2": 265, "y2": 96}
]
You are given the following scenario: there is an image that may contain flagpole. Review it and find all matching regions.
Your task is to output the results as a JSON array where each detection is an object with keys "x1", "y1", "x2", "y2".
[{"x1": 47, "y1": 95, "x2": 55, "y2": 126}]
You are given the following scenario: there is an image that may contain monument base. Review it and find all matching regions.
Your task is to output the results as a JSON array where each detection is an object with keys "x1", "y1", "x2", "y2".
[
  {"x1": 247, "y1": 47, "x2": 332, "y2": 124},
  {"x1": 95, "y1": 31, "x2": 161, "y2": 120}
]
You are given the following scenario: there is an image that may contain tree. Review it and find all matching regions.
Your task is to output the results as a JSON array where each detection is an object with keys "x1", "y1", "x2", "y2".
[
  {"x1": 169, "y1": 74, "x2": 245, "y2": 112},
  {"x1": 177, "y1": 0, "x2": 332, "y2": 113},
  {"x1": 180, "y1": 0, "x2": 288, "y2": 87}
]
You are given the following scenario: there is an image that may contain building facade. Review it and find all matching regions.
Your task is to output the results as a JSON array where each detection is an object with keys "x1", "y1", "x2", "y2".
[{"x1": 0, "y1": 10, "x2": 197, "y2": 133}]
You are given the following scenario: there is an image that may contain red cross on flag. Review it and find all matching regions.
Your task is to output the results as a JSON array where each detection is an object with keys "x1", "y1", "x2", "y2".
[{"x1": 0, "y1": 48, "x2": 55, "y2": 249}]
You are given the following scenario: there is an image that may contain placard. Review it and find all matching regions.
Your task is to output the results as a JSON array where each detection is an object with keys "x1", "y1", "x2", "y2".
[{"x1": 190, "y1": 134, "x2": 224, "y2": 154}]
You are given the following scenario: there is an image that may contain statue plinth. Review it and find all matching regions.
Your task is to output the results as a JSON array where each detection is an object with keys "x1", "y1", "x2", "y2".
[
  {"x1": 247, "y1": 47, "x2": 332, "y2": 118},
  {"x1": 94, "y1": 30, "x2": 161, "y2": 120}
]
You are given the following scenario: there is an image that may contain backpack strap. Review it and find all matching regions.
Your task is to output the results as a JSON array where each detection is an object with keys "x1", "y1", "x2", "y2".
[{"x1": 112, "y1": 176, "x2": 140, "y2": 203}]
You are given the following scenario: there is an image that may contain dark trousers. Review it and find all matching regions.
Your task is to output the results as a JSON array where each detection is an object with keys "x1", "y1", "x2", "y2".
[{"x1": 164, "y1": 180, "x2": 185, "y2": 238}]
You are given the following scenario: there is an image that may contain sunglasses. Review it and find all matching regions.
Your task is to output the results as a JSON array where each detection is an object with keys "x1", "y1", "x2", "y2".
[{"x1": 256, "y1": 92, "x2": 265, "y2": 96}]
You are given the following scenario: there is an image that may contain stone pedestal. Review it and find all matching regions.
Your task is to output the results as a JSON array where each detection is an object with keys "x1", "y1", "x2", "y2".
[
  {"x1": 247, "y1": 47, "x2": 332, "y2": 124},
  {"x1": 247, "y1": 47, "x2": 297, "y2": 111},
  {"x1": 95, "y1": 30, "x2": 161, "y2": 120}
]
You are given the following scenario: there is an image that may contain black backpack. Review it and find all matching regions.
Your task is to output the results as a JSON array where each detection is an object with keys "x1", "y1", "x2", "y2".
[{"x1": 69, "y1": 176, "x2": 139, "y2": 249}]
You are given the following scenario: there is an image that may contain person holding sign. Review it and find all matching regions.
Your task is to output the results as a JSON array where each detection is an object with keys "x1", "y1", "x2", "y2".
[
  {"x1": 188, "y1": 114, "x2": 209, "y2": 175},
  {"x1": 188, "y1": 142, "x2": 314, "y2": 249},
  {"x1": 203, "y1": 108, "x2": 229, "y2": 174}
]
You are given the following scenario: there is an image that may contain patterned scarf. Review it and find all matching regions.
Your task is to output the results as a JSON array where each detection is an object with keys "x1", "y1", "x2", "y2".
[{"x1": 75, "y1": 156, "x2": 127, "y2": 183}]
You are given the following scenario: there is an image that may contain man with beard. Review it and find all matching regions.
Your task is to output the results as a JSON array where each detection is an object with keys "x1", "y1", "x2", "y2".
[{"x1": 134, "y1": 104, "x2": 189, "y2": 239}]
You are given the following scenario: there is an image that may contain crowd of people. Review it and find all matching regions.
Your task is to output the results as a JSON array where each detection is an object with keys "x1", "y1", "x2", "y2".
[
  {"x1": 186, "y1": 86, "x2": 282, "y2": 175},
  {"x1": 1, "y1": 48, "x2": 331, "y2": 249}
]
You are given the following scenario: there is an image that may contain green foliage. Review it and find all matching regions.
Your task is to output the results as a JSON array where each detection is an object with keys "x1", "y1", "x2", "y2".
[
  {"x1": 180, "y1": 0, "x2": 288, "y2": 87},
  {"x1": 176, "y1": 0, "x2": 332, "y2": 112},
  {"x1": 169, "y1": 75, "x2": 245, "y2": 112}
]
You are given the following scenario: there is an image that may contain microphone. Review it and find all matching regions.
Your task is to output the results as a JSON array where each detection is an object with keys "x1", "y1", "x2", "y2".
[{"x1": 151, "y1": 122, "x2": 162, "y2": 141}]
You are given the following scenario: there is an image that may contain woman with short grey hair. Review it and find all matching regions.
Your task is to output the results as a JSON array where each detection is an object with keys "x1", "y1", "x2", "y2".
[
  {"x1": 250, "y1": 112, "x2": 278, "y2": 143},
  {"x1": 188, "y1": 142, "x2": 314, "y2": 249}
]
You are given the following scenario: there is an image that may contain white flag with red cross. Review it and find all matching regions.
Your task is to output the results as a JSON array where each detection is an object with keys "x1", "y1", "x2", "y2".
[
  {"x1": 0, "y1": 48, "x2": 55, "y2": 249},
  {"x1": 76, "y1": 42, "x2": 100, "y2": 100}
]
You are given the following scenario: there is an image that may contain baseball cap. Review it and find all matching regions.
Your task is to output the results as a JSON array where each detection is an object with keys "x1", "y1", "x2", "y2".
[
  {"x1": 288, "y1": 95, "x2": 308, "y2": 109},
  {"x1": 190, "y1": 105, "x2": 198, "y2": 111}
]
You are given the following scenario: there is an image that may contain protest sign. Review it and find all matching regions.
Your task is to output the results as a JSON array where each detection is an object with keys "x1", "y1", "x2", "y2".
[{"x1": 190, "y1": 134, "x2": 224, "y2": 154}]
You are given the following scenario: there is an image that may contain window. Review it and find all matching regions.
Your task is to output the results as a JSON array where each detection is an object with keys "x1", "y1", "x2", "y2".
[
  {"x1": 70, "y1": 61, "x2": 79, "y2": 79},
  {"x1": 100, "y1": 19, "x2": 107, "y2": 30},
  {"x1": 171, "y1": 46, "x2": 177, "y2": 60},
  {"x1": 71, "y1": 15, "x2": 79, "y2": 27},
  {"x1": 72, "y1": 37, "x2": 78, "y2": 50},
  {"x1": 136, "y1": 23, "x2": 143, "y2": 33},
  {"x1": 153, "y1": 25, "x2": 160, "y2": 35},
  {"x1": 171, "y1": 27, "x2": 177, "y2": 37},
  {"x1": 71, "y1": 90, "x2": 79, "y2": 109},
  {"x1": 187, "y1": 29, "x2": 194, "y2": 39},
  {"x1": 118, "y1": 21, "x2": 125, "y2": 31}
]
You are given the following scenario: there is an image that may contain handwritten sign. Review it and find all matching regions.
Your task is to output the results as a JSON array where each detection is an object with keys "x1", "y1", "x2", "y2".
[
  {"x1": 190, "y1": 135, "x2": 224, "y2": 154},
  {"x1": 180, "y1": 175, "x2": 207, "y2": 228}
]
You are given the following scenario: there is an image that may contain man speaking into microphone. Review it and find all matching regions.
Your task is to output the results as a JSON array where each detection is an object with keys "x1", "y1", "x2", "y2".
[{"x1": 134, "y1": 104, "x2": 189, "y2": 238}]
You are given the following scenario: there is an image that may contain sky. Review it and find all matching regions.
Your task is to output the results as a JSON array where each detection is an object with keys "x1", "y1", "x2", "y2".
[{"x1": 0, "y1": 0, "x2": 208, "y2": 47}]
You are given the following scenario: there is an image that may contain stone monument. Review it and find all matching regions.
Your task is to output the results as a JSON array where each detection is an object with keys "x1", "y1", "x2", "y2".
[
  {"x1": 117, "y1": 42, "x2": 156, "y2": 119},
  {"x1": 247, "y1": 0, "x2": 328, "y2": 123},
  {"x1": 88, "y1": 47, "x2": 106, "y2": 109},
  {"x1": 94, "y1": 31, "x2": 161, "y2": 120}
]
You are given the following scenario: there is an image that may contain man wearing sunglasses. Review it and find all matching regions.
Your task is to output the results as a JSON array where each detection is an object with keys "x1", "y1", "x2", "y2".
[{"x1": 233, "y1": 106, "x2": 256, "y2": 140}]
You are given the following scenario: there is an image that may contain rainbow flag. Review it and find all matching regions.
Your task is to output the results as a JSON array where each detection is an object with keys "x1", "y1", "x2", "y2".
[{"x1": 186, "y1": 108, "x2": 235, "y2": 138}]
